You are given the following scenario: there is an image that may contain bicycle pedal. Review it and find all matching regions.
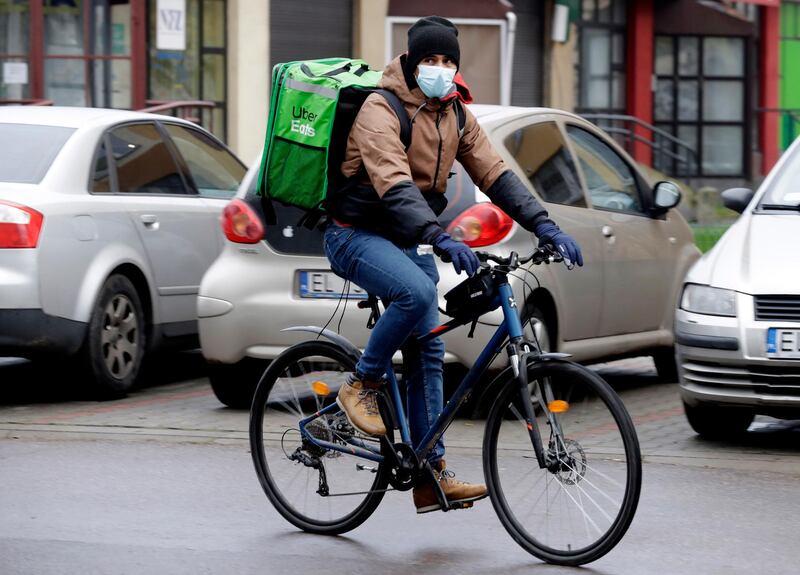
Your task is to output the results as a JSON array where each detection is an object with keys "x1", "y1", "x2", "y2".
[{"x1": 448, "y1": 501, "x2": 474, "y2": 510}]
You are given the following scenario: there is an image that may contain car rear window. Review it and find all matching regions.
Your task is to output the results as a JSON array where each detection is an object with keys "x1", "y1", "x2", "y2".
[
  {"x1": 0, "y1": 123, "x2": 75, "y2": 184},
  {"x1": 251, "y1": 165, "x2": 477, "y2": 256}
]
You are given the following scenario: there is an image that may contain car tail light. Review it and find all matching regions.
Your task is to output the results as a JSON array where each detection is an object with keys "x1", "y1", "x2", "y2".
[
  {"x1": 0, "y1": 200, "x2": 44, "y2": 249},
  {"x1": 446, "y1": 203, "x2": 513, "y2": 247},
  {"x1": 221, "y1": 199, "x2": 264, "y2": 244}
]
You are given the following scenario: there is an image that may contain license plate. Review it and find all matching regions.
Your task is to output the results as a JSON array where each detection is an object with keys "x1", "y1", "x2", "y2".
[
  {"x1": 766, "y1": 328, "x2": 800, "y2": 358},
  {"x1": 298, "y1": 271, "x2": 367, "y2": 299}
]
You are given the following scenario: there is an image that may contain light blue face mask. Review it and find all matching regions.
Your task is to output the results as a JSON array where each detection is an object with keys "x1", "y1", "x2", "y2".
[{"x1": 416, "y1": 65, "x2": 457, "y2": 99}]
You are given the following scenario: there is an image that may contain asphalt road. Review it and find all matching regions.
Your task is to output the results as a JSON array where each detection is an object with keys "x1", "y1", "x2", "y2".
[{"x1": 1, "y1": 353, "x2": 798, "y2": 575}]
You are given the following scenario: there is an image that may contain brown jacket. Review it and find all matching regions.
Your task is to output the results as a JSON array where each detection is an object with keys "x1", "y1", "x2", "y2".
[
  {"x1": 327, "y1": 55, "x2": 549, "y2": 246},
  {"x1": 341, "y1": 56, "x2": 506, "y2": 197}
]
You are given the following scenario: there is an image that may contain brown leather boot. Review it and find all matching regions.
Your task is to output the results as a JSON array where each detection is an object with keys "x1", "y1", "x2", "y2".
[
  {"x1": 412, "y1": 459, "x2": 488, "y2": 514},
  {"x1": 336, "y1": 375, "x2": 386, "y2": 437}
]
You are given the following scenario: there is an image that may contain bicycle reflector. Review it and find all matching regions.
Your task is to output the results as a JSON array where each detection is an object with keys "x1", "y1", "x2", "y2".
[
  {"x1": 221, "y1": 199, "x2": 264, "y2": 244},
  {"x1": 311, "y1": 381, "x2": 330, "y2": 396},
  {"x1": 446, "y1": 203, "x2": 513, "y2": 247},
  {"x1": 0, "y1": 200, "x2": 44, "y2": 249},
  {"x1": 548, "y1": 400, "x2": 570, "y2": 413}
]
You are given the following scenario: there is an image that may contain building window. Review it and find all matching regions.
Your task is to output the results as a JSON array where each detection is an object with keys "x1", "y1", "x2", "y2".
[
  {"x1": 576, "y1": 0, "x2": 627, "y2": 113},
  {"x1": 0, "y1": 0, "x2": 31, "y2": 100},
  {"x1": 149, "y1": 0, "x2": 227, "y2": 140},
  {"x1": 654, "y1": 34, "x2": 747, "y2": 177}
]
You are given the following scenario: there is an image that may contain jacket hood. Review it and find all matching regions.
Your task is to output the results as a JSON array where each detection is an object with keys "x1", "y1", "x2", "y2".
[
  {"x1": 442, "y1": 72, "x2": 474, "y2": 104},
  {"x1": 379, "y1": 55, "x2": 426, "y2": 107}
]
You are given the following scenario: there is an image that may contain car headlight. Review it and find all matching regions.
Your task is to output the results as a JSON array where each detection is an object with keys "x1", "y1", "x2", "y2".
[{"x1": 680, "y1": 284, "x2": 737, "y2": 317}]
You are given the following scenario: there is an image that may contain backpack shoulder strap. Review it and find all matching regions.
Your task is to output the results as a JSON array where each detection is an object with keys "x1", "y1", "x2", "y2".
[
  {"x1": 374, "y1": 89, "x2": 412, "y2": 151},
  {"x1": 454, "y1": 99, "x2": 466, "y2": 138}
]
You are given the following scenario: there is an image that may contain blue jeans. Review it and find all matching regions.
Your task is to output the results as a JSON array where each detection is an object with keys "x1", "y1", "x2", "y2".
[{"x1": 324, "y1": 223, "x2": 445, "y2": 463}]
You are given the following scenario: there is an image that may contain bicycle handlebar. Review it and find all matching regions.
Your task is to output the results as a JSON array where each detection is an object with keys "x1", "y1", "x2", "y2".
[{"x1": 475, "y1": 244, "x2": 564, "y2": 271}]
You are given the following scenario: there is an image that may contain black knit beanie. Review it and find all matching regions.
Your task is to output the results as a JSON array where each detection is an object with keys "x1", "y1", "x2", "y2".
[{"x1": 405, "y1": 16, "x2": 460, "y2": 75}]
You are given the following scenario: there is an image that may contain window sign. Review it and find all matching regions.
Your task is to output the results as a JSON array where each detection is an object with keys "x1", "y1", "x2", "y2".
[
  {"x1": 2, "y1": 61, "x2": 28, "y2": 85},
  {"x1": 157, "y1": 0, "x2": 186, "y2": 51}
]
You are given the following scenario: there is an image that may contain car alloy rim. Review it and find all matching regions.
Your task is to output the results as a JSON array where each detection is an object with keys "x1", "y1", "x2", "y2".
[
  {"x1": 100, "y1": 294, "x2": 139, "y2": 379},
  {"x1": 524, "y1": 315, "x2": 550, "y2": 354}
]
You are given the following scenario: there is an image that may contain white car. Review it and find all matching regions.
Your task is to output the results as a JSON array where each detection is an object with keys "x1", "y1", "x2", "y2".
[
  {"x1": 676, "y1": 136, "x2": 800, "y2": 437},
  {"x1": 198, "y1": 105, "x2": 699, "y2": 408},
  {"x1": 0, "y1": 107, "x2": 246, "y2": 397}
]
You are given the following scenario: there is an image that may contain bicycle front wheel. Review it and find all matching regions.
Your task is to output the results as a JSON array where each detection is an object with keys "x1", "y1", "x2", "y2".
[
  {"x1": 483, "y1": 360, "x2": 641, "y2": 565},
  {"x1": 250, "y1": 340, "x2": 391, "y2": 535}
]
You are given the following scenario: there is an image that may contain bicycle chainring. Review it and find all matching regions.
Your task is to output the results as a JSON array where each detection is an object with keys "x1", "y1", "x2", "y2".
[{"x1": 384, "y1": 442, "x2": 419, "y2": 491}]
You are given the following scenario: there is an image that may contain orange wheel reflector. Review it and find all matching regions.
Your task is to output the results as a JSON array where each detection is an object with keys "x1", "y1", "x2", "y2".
[
  {"x1": 548, "y1": 400, "x2": 569, "y2": 413},
  {"x1": 311, "y1": 381, "x2": 331, "y2": 396}
]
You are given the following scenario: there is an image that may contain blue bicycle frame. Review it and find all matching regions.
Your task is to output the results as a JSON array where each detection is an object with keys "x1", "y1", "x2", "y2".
[{"x1": 297, "y1": 278, "x2": 532, "y2": 465}]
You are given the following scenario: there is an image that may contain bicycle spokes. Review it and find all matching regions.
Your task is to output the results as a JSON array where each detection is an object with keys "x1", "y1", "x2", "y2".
[
  {"x1": 486, "y1": 362, "x2": 641, "y2": 564},
  {"x1": 250, "y1": 343, "x2": 391, "y2": 531}
]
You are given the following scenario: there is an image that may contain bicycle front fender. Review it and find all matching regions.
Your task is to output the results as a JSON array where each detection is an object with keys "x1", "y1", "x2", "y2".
[
  {"x1": 469, "y1": 352, "x2": 572, "y2": 418},
  {"x1": 280, "y1": 326, "x2": 362, "y2": 364}
]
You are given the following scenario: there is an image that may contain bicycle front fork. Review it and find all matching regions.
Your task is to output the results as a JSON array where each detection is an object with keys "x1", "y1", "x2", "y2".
[{"x1": 507, "y1": 341, "x2": 560, "y2": 471}]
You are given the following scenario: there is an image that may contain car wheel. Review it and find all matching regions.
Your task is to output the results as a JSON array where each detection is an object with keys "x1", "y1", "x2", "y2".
[
  {"x1": 82, "y1": 274, "x2": 145, "y2": 399},
  {"x1": 652, "y1": 347, "x2": 679, "y2": 382},
  {"x1": 522, "y1": 304, "x2": 551, "y2": 353},
  {"x1": 208, "y1": 358, "x2": 268, "y2": 409},
  {"x1": 683, "y1": 401, "x2": 755, "y2": 438}
]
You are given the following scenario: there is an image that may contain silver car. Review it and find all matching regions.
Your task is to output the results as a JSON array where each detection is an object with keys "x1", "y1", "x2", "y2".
[
  {"x1": 676, "y1": 136, "x2": 800, "y2": 437},
  {"x1": 0, "y1": 106, "x2": 246, "y2": 397},
  {"x1": 198, "y1": 106, "x2": 699, "y2": 408}
]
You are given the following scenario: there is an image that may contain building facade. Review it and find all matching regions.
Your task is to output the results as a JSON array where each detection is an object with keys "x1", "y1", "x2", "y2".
[
  {"x1": 781, "y1": 0, "x2": 800, "y2": 149},
  {"x1": 0, "y1": 0, "x2": 791, "y2": 184}
]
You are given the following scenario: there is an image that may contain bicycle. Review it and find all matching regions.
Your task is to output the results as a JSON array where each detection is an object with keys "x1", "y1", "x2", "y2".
[{"x1": 249, "y1": 245, "x2": 642, "y2": 566}]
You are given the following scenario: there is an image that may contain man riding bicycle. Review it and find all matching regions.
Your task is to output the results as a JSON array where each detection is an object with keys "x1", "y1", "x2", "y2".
[{"x1": 324, "y1": 15, "x2": 583, "y2": 514}]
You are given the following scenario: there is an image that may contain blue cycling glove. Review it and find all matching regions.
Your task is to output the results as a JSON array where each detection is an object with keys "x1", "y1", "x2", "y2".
[
  {"x1": 431, "y1": 232, "x2": 480, "y2": 276},
  {"x1": 534, "y1": 222, "x2": 584, "y2": 267}
]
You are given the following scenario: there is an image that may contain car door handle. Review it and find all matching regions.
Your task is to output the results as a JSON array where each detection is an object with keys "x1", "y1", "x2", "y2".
[
  {"x1": 140, "y1": 214, "x2": 159, "y2": 229},
  {"x1": 601, "y1": 225, "x2": 614, "y2": 238}
]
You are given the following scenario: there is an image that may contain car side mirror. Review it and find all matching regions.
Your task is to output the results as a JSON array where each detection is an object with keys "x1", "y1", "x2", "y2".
[
  {"x1": 652, "y1": 181, "x2": 682, "y2": 213},
  {"x1": 721, "y1": 187, "x2": 755, "y2": 214}
]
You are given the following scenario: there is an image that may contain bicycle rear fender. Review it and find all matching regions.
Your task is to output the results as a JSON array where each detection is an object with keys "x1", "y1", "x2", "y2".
[{"x1": 280, "y1": 326, "x2": 362, "y2": 363}]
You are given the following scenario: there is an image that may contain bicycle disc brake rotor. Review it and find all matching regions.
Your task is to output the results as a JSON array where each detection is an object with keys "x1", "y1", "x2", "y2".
[{"x1": 549, "y1": 438, "x2": 587, "y2": 485}]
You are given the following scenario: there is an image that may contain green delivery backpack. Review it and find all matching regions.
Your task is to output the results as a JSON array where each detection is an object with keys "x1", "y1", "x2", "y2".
[{"x1": 255, "y1": 58, "x2": 412, "y2": 227}]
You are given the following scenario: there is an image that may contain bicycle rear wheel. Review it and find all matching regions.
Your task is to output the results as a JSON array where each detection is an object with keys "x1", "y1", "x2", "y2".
[
  {"x1": 483, "y1": 360, "x2": 641, "y2": 565},
  {"x1": 250, "y1": 340, "x2": 391, "y2": 535}
]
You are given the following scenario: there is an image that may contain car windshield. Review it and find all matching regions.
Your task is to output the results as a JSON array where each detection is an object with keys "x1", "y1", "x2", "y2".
[
  {"x1": 0, "y1": 123, "x2": 75, "y2": 184},
  {"x1": 758, "y1": 145, "x2": 800, "y2": 208}
]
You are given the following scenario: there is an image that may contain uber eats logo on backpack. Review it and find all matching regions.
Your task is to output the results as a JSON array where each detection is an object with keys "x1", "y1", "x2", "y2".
[{"x1": 291, "y1": 106, "x2": 317, "y2": 137}]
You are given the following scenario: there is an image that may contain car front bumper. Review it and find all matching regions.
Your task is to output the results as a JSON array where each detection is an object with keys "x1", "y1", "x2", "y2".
[{"x1": 675, "y1": 295, "x2": 800, "y2": 416}]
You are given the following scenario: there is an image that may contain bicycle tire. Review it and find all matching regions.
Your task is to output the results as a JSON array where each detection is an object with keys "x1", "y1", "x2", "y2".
[
  {"x1": 483, "y1": 359, "x2": 641, "y2": 565},
  {"x1": 250, "y1": 340, "x2": 392, "y2": 535}
]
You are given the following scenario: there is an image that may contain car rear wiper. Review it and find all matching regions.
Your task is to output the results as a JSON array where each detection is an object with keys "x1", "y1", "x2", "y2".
[{"x1": 757, "y1": 203, "x2": 800, "y2": 211}]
